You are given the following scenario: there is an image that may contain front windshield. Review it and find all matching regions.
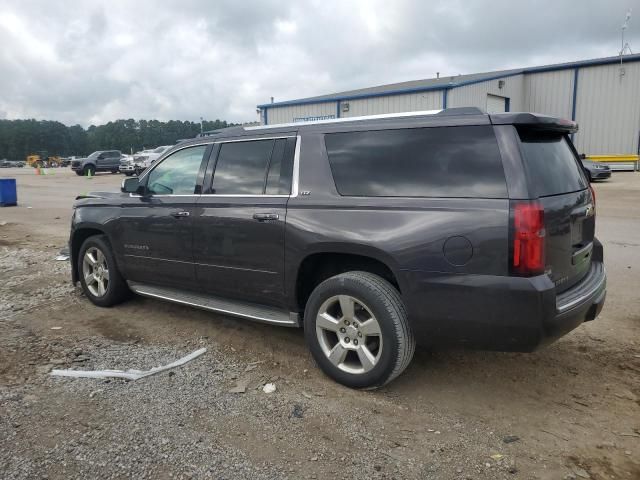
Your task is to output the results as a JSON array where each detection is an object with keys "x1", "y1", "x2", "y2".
[{"x1": 87, "y1": 151, "x2": 101, "y2": 159}]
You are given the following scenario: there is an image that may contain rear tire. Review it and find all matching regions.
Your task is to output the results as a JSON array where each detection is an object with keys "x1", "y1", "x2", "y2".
[
  {"x1": 78, "y1": 235, "x2": 129, "y2": 307},
  {"x1": 304, "y1": 271, "x2": 415, "y2": 389}
]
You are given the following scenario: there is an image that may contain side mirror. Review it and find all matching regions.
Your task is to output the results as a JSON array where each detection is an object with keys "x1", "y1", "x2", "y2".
[{"x1": 121, "y1": 177, "x2": 141, "y2": 193}]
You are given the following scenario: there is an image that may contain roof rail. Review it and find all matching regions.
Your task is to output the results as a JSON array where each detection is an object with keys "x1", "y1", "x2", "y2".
[
  {"x1": 245, "y1": 109, "x2": 466, "y2": 130},
  {"x1": 195, "y1": 126, "x2": 245, "y2": 138},
  {"x1": 436, "y1": 107, "x2": 484, "y2": 116}
]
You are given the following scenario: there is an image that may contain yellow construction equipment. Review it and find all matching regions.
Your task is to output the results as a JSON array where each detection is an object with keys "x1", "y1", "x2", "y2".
[{"x1": 26, "y1": 152, "x2": 63, "y2": 168}]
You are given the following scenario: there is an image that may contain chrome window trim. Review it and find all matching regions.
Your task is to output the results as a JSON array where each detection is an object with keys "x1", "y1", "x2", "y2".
[
  {"x1": 129, "y1": 194, "x2": 290, "y2": 198},
  {"x1": 128, "y1": 135, "x2": 301, "y2": 199},
  {"x1": 291, "y1": 134, "x2": 301, "y2": 197}
]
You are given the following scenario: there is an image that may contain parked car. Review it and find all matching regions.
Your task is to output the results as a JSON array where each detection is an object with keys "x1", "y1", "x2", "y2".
[
  {"x1": 0, "y1": 160, "x2": 24, "y2": 167},
  {"x1": 135, "y1": 145, "x2": 172, "y2": 170},
  {"x1": 68, "y1": 108, "x2": 606, "y2": 389},
  {"x1": 71, "y1": 151, "x2": 123, "y2": 176},
  {"x1": 580, "y1": 158, "x2": 611, "y2": 181},
  {"x1": 120, "y1": 146, "x2": 172, "y2": 176},
  {"x1": 117, "y1": 154, "x2": 137, "y2": 176}
]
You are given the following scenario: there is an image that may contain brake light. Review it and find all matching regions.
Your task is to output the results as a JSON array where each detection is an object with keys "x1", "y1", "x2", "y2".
[
  {"x1": 589, "y1": 184, "x2": 596, "y2": 209},
  {"x1": 512, "y1": 202, "x2": 545, "y2": 276}
]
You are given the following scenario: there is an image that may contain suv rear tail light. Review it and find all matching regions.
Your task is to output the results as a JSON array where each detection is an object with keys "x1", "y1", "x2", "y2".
[
  {"x1": 511, "y1": 201, "x2": 545, "y2": 276},
  {"x1": 589, "y1": 184, "x2": 596, "y2": 210}
]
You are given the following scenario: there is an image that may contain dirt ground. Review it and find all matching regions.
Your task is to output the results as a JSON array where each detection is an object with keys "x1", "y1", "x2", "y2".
[{"x1": 1, "y1": 167, "x2": 639, "y2": 480}]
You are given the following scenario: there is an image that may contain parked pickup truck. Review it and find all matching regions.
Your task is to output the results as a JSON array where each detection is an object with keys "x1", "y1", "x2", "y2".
[
  {"x1": 119, "y1": 146, "x2": 173, "y2": 176},
  {"x1": 71, "y1": 150, "x2": 123, "y2": 176},
  {"x1": 68, "y1": 108, "x2": 606, "y2": 389}
]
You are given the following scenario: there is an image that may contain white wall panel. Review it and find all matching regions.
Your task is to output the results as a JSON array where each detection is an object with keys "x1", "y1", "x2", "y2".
[
  {"x1": 340, "y1": 91, "x2": 443, "y2": 117},
  {"x1": 448, "y1": 74, "x2": 524, "y2": 112},
  {"x1": 523, "y1": 70, "x2": 574, "y2": 119},
  {"x1": 265, "y1": 102, "x2": 336, "y2": 125},
  {"x1": 573, "y1": 62, "x2": 640, "y2": 155}
]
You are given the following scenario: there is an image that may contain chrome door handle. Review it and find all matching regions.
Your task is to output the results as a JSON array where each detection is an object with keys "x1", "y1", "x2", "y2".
[
  {"x1": 253, "y1": 213, "x2": 279, "y2": 221},
  {"x1": 171, "y1": 211, "x2": 190, "y2": 218}
]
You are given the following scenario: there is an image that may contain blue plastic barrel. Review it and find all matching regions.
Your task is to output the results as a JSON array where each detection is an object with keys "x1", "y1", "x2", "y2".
[{"x1": 0, "y1": 178, "x2": 17, "y2": 207}]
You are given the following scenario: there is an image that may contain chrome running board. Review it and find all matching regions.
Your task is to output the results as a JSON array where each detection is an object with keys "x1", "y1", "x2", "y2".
[{"x1": 127, "y1": 281, "x2": 299, "y2": 327}]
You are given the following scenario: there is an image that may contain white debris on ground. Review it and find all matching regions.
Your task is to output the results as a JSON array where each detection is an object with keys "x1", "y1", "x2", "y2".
[
  {"x1": 262, "y1": 383, "x2": 276, "y2": 394},
  {"x1": 50, "y1": 347, "x2": 207, "y2": 380}
]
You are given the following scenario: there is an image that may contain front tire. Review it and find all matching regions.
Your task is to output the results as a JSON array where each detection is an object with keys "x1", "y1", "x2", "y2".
[
  {"x1": 78, "y1": 235, "x2": 129, "y2": 307},
  {"x1": 304, "y1": 272, "x2": 415, "y2": 389},
  {"x1": 83, "y1": 165, "x2": 96, "y2": 176}
]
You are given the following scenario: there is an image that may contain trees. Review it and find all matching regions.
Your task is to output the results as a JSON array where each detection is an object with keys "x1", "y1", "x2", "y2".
[{"x1": 0, "y1": 118, "x2": 233, "y2": 160}]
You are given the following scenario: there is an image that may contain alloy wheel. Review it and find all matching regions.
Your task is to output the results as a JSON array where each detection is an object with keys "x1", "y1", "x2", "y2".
[
  {"x1": 315, "y1": 295, "x2": 383, "y2": 374},
  {"x1": 82, "y1": 246, "x2": 110, "y2": 297}
]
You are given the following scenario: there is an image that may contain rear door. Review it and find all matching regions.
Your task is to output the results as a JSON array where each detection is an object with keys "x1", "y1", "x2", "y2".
[
  {"x1": 518, "y1": 130, "x2": 594, "y2": 292},
  {"x1": 193, "y1": 135, "x2": 296, "y2": 307}
]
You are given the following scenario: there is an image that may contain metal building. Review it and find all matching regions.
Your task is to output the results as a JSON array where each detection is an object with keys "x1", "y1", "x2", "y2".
[{"x1": 257, "y1": 54, "x2": 640, "y2": 157}]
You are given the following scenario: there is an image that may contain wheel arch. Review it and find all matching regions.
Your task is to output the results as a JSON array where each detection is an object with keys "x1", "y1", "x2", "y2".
[
  {"x1": 292, "y1": 246, "x2": 403, "y2": 314},
  {"x1": 70, "y1": 226, "x2": 108, "y2": 283}
]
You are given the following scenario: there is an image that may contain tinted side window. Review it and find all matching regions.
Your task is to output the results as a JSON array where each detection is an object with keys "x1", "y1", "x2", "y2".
[
  {"x1": 518, "y1": 131, "x2": 587, "y2": 197},
  {"x1": 147, "y1": 145, "x2": 206, "y2": 195},
  {"x1": 213, "y1": 140, "x2": 274, "y2": 195},
  {"x1": 324, "y1": 126, "x2": 507, "y2": 198}
]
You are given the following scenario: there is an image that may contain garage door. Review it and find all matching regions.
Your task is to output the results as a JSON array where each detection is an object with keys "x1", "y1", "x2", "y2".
[{"x1": 486, "y1": 94, "x2": 507, "y2": 113}]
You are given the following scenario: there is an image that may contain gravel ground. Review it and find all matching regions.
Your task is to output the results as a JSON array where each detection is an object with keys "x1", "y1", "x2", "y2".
[{"x1": 0, "y1": 168, "x2": 639, "y2": 479}]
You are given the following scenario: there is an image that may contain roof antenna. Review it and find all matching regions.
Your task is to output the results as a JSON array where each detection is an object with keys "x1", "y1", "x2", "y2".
[{"x1": 620, "y1": 9, "x2": 633, "y2": 59}]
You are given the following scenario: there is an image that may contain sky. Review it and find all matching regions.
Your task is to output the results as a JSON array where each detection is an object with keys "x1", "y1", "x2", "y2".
[{"x1": 0, "y1": 0, "x2": 638, "y2": 126}]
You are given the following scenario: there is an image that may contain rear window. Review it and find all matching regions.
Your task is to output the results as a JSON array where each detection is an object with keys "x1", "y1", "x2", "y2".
[
  {"x1": 518, "y1": 130, "x2": 587, "y2": 197},
  {"x1": 324, "y1": 125, "x2": 507, "y2": 198}
]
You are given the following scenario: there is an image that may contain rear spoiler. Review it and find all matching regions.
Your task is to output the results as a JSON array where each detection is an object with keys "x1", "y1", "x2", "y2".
[{"x1": 490, "y1": 112, "x2": 578, "y2": 133}]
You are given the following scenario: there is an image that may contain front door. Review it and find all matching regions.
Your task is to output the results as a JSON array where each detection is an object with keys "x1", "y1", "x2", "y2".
[
  {"x1": 96, "y1": 151, "x2": 119, "y2": 171},
  {"x1": 113, "y1": 144, "x2": 210, "y2": 290},
  {"x1": 193, "y1": 136, "x2": 296, "y2": 308}
]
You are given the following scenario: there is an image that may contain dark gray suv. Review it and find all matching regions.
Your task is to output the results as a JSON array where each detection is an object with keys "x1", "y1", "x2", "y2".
[{"x1": 68, "y1": 108, "x2": 606, "y2": 388}]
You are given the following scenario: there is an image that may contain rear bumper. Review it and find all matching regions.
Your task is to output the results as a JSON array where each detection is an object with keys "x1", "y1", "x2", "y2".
[
  {"x1": 401, "y1": 258, "x2": 606, "y2": 352},
  {"x1": 591, "y1": 170, "x2": 611, "y2": 180}
]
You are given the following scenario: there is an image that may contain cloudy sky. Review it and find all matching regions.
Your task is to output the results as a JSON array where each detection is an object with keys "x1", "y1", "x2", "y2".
[{"x1": 0, "y1": 0, "x2": 638, "y2": 126}]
